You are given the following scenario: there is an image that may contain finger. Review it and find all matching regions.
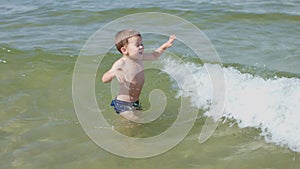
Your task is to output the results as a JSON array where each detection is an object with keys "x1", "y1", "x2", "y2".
[
  {"x1": 169, "y1": 35, "x2": 176, "y2": 40},
  {"x1": 115, "y1": 72, "x2": 124, "y2": 83}
]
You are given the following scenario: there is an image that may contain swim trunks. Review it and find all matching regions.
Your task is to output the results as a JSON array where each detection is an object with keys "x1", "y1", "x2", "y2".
[{"x1": 110, "y1": 99, "x2": 142, "y2": 114}]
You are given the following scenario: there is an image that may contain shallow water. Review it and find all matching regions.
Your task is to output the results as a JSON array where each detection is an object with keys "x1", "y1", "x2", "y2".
[{"x1": 1, "y1": 0, "x2": 300, "y2": 168}]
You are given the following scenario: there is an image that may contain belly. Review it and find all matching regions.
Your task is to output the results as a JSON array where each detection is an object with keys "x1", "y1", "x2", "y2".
[
  {"x1": 128, "y1": 73, "x2": 144, "y2": 100},
  {"x1": 118, "y1": 71, "x2": 145, "y2": 102}
]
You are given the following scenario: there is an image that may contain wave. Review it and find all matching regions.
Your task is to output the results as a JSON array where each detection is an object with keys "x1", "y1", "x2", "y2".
[
  {"x1": 163, "y1": 59, "x2": 300, "y2": 152},
  {"x1": 217, "y1": 11, "x2": 300, "y2": 22}
]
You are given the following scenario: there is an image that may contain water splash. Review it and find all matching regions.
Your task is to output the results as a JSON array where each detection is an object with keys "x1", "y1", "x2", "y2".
[{"x1": 163, "y1": 59, "x2": 300, "y2": 152}]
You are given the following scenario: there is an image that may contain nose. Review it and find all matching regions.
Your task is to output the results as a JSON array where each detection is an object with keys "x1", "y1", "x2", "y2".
[{"x1": 139, "y1": 44, "x2": 144, "y2": 49}]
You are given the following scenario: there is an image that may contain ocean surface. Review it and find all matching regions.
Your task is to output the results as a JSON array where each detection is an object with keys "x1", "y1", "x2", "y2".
[{"x1": 1, "y1": 0, "x2": 300, "y2": 168}]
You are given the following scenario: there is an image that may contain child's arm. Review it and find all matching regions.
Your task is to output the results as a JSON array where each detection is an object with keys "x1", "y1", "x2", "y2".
[
  {"x1": 102, "y1": 59, "x2": 126, "y2": 83},
  {"x1": 102, "y1": 68, "x2": 115, "y2": 83},
  {"x1": 143, "y1": 35, "x2": 176, "y2": 61}
]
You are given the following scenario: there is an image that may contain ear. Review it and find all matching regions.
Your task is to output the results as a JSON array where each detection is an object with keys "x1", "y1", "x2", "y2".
[{"x1": 120, "y1": 46, "x2": 128, "y2": 55}]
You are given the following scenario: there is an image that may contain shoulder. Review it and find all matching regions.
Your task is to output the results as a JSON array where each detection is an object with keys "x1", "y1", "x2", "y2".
[
  {"x1": 112, "y1": 57, "x2": 126, "y2": 68},
  {"x1": 114, "y1": 57, "x2": 126, "y2": 66}
]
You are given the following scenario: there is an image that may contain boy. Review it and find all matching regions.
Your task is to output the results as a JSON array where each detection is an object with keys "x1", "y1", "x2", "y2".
[{"x1": 102, "y1": 29, "x2": 176, "y2": 122}]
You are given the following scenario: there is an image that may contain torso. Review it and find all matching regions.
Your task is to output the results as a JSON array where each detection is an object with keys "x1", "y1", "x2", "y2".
[{"x1": 116, "y1": 58, "x2": 145, "y2": 102}]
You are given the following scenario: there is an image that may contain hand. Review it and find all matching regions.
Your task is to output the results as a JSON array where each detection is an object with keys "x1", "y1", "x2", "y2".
[
  {"x1": 115, "y1": 68, "x2": 126, "y2": 83},
  {"x1": 163, "y1": 35, "x2": 176, "y2": 49},
  {"x1": 114, "y1": 68, "x2": 130, "y2": 89}
]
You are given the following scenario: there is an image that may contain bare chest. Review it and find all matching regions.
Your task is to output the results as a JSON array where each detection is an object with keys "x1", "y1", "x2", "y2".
[{"x1": 124, "y1": 61, "x2": 145, "y2": 86}]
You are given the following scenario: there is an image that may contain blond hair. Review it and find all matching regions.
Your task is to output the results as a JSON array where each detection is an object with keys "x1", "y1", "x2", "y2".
[{"x1": 115, "y1": 29, "x2": 141, "y2": 53}]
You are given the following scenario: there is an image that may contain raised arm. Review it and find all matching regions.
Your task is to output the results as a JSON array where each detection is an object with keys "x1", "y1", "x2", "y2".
[{"x1": 143, "y1": 35, "x2": 176, "y2": 61}]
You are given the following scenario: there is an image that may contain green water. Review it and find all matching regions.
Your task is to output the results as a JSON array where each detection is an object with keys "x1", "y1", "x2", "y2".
[
  {"x1": 1, "y1": 47, "x2": 299, "y2": 169},
  {"x1": 1, "y1": 0, "x2": 300, "y2": 168}
]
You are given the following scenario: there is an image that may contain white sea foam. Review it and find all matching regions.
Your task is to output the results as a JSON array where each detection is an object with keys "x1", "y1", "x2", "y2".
[{"x1": 163, "y1": 59, "x2": 300, "y2": 152}]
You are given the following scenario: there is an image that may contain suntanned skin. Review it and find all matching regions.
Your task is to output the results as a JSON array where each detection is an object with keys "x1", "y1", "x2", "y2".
[{"x1": 102, "y1": 35, "x2": 176, "y2": 122}]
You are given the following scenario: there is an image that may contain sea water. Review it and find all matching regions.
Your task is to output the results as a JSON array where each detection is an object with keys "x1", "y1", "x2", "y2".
[{"x1": 1, "y1": 0, "x2": 300, "y2": 168}]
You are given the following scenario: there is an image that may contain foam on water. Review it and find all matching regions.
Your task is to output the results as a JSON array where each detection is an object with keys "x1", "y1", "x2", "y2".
[{"x1": 163, "y1": 59, "x2": 300, "y2": 152}]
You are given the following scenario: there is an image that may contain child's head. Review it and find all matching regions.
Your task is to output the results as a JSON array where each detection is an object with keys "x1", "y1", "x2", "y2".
[{"x1": 115, "y1": 29, "x2": 141, "y2": 54}]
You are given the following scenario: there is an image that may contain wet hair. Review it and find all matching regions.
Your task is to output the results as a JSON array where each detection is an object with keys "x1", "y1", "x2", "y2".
[{"x1": 115, "y1": 29, "x2": 141, "y2": 53}]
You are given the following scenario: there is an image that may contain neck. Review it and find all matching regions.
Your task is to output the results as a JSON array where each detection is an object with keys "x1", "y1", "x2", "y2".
[{"x1": 123, "y1": 55, "x2": 142, "y2": 62}]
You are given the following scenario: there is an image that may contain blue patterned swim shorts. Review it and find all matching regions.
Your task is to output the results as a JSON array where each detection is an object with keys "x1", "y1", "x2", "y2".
[{"x1": 110, "y1": 99, "x2": 142, "y2": 114}]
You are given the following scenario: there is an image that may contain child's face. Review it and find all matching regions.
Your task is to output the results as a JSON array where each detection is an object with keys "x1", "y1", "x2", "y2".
[{"x1": 123, "y1": 36, "x2": 144, "y2": 59}]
